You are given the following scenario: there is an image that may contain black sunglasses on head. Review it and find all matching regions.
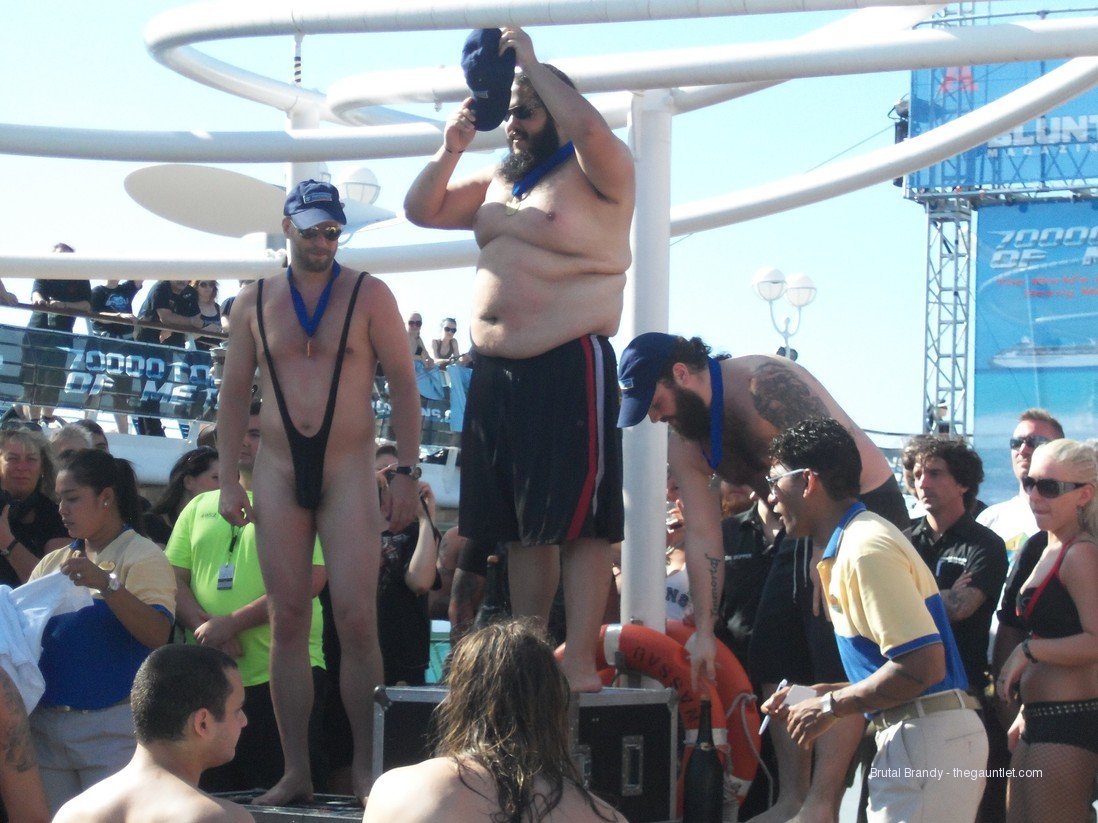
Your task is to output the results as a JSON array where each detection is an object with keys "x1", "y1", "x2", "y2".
[
  {"x1": 1009, "y1": 435, "x2": 1052, "y2": 451},
  {"x1": 1021, "y1": 475, "x2": 1089, "y2": 499},
  {"x1": 297, "y1": 226, "x2": 342, "y2": 241}
]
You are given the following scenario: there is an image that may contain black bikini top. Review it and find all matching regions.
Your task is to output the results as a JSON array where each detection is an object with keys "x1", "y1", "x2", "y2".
[{"x1": 1017, "y1": 539, "x2": 1084, "y2": 639}]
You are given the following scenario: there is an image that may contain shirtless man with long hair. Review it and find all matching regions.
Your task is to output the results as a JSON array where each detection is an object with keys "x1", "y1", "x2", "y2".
[{"x1": 365, "y1": 619, "x2": 625, "y2": 822}]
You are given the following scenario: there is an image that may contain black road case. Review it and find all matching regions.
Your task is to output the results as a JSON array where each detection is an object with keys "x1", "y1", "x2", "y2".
[{"x1": 373, "y1": 685, "x2": 678, "y2": 823}]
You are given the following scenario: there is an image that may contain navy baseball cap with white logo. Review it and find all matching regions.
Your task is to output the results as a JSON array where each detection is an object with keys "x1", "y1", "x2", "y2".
[
  {"x1": 284, "y1": 180, "x2": 347, "y2": 230},
  {"x1": 617, "y1": 332, "x2": 678, "y2": 428},
  {"x1": 461, "y1": 28, "x2": 517, "y2": 132}
]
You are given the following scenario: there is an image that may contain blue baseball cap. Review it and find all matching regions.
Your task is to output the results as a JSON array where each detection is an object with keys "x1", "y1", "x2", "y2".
[
  {"x1": 461, "y1": 28, "x2": 517, "y2": 132},
  {"x1": 617, "y1": 332, "x2": 678, "y2": 428},
  {"x1": 284, "y1": 180, "x2": 346, "y2": 230}
]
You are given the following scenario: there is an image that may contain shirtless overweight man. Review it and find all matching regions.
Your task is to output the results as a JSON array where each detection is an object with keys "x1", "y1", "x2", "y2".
[
  {"x1": 404, "y1": 27, "x2": 634, "y2": 692},
  {"x1": 216, "y1": 180, "x2": 421, "y2": 804}
]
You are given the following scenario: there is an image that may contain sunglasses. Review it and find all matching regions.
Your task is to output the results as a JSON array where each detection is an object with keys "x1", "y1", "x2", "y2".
[
  {"x1": 198, "y1": 282, "x2": 215, "y2": 288},
  {"x1": 1021, "y1": 475, "x2": 1089, "y2": 499},
  {"x1": 507, "y1": 103, "x2": 543, "y2": 121},
  {"x1": 765, "y1": 467, "x2": 811, "y2": 492},
  {"x1": 408, "y1": 319, "x2": 422, "y2": 327},
  {"x1": 297, "y1": 226, "x2": 342, "y2": 242},
  {"x1": 1009, "y1": 435, "x2": 1052, "y2": 451},
  {"x1": 443, "y1": 327, "x2": 457, "y2": 333}
]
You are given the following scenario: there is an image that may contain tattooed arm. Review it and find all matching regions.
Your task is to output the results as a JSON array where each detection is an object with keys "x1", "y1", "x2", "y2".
[
  {"x1": 749, "y1": 360, "x2": 829, "y2": 432},
  {"x1": 669, "y1": 434, "x2": 725, "y2": 688},
  {"x1": 0, "y1": 671, "x2": 49, "y2": 823}
]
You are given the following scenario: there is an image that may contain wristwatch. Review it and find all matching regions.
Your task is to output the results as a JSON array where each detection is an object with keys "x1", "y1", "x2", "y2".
[
  {"x1": 102, "y1": 572, "x2": 122, "y2": 594},
  {"x1": 393, "y1": 465, "x2": 422, "y2": 480},
  {"x1": 820, "y1": 691, "x2": 838, "y2": 718}
]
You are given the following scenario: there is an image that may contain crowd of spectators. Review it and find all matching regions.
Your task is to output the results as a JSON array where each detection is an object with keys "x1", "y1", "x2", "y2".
[{"x1": 0, "y1": 264, "x2": 1093, "y2": 822}]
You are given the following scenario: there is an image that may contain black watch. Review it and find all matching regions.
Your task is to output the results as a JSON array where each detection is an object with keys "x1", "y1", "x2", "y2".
[{"x1": 393, "y1": 465, "x2": 422, "y2": 480}]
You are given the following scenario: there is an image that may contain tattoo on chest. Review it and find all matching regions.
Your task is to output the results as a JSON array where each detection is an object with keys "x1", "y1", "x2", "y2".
[{"x1": 750, "y1": 363, "x2": 829, "y2": 431}]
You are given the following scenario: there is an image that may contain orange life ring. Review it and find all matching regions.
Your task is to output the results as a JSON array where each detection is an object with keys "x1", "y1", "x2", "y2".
[
  {"x1": 597, "y1": 623, "x2": 760, "y2": 814},
  {"x1": 665, "y1": 619, "x2": 762, "y2": 802}
]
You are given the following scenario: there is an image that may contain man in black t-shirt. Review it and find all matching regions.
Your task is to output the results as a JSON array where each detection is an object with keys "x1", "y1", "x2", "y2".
[
  {"x1": 904, "y1": 437, "x2": 1007, "y2": 690},
  {"x1": 133, "y1": 281, "x2": 200, "y2": 436},
  {"x1": 136, "y1": 280, "x2": 200, "y2": 347},
  {"x1": 21, "y1": 243, "x2": 92, "y2": 423},
  {"x1": 904, "y1": 436, "x2": 1007, "y2": 823},
  {"x1": 89, "y1": 280, "x2": 143, "y2": 434},
  {"x1": 89, "y1": 280, "x2": 142, "y2": 339}
]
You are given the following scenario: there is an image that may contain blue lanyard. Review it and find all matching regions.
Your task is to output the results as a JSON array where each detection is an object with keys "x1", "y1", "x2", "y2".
[
  {"x1": 511, "y1": 142, "x2": 576, "y2": 200},
  {"x1": 288, "y1": 260, "x2": 341, "y2": 340},
  {"x1": 703, "y1": 357, "x2": 724, "y2": 471}
]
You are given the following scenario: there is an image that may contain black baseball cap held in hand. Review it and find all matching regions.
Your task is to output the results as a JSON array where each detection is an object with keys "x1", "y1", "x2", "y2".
[{"x1": 461, "y1": 28, "x2": 517, "y2": 132}]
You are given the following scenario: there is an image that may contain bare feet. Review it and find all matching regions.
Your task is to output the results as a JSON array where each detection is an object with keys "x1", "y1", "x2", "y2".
[
  {"x1": 251, "y1": 773, "x2": 313, "y2": 807},
  {"x1": 559, "y1": 658, "x2": 604, "y2": 693},
  {"x1": 745, "y1": 799, "x2": 802, "y2": 823},
  {"x1": 351, "y1": 757, "x2": 374, "y2": 807}
]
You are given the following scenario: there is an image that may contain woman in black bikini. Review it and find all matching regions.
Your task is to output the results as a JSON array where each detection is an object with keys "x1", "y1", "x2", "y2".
[
  {"x1": 431, "y1": 318, "x2": 461, "y2": 367},
  {"x1": 998, "y1": 438, "x2": 1098, "y2": 822},
  {"x1": 406, "y1": 312, "x2": 434, "y2": 370}
]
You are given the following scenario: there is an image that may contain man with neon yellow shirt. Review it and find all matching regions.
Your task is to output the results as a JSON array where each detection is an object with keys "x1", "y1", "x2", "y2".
[{"x1": 167, "y1": 399, "x2": 327, "y2": 794}]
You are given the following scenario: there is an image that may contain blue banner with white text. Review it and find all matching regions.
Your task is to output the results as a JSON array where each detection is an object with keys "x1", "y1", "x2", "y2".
[
  {"x1": 909, "y1": 61, "x2": 1098, "y2": 191},
  {"x1": 973, "y1": 200, "x2": 1098, "y2": 503}
]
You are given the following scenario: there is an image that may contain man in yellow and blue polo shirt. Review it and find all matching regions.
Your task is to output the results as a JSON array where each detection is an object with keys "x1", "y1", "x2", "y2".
[{"x1": 761, "y1": 418, "x2": 987, "y2": 823}]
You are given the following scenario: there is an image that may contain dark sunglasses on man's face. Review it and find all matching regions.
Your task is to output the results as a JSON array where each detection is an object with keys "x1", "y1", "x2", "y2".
[
  {"x1": 408, "y1": 319, "x2": 422, "y2": 327},
  {"x1": 297, "y1": 226, "x2": 342, "y2": 242},
  {"x1": 1009, "y1": 435, "x2": 1052, "y2": 451},
  {"x1": 507, "y1": 103, "x2": 542, "y2": 121},
  {"x1": 1021, "y1": 475, "x2": 1089, "y2": 499}
]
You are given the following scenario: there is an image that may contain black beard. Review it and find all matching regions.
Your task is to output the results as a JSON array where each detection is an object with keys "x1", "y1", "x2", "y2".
[
  {"x1": 499, "y1": 119, "x2": 561, "y2": 184},
  {"x1": 668, "y1": 384, "x2": 712, "y2": 444}
]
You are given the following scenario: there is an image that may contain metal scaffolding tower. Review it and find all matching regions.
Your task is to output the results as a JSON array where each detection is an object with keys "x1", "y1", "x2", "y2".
[
  {"x1": 904, "y1": 3, "x2": 1098, "y2": 437},
  {"x1": 922, "y1": 198, "x2": 972, "y2": 436}
]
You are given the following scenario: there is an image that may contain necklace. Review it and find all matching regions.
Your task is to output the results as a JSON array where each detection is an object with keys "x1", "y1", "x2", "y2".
[
  {"x1": 288, "y1": 261, "x2": 341, "y2": 357},
  {"x1": 505, "y1": 142, "x2": 576, "y2": 215}
]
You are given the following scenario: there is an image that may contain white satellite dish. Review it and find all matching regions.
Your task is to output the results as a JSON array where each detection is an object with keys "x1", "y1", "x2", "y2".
[
  {"x1": 125, "y1": 164, "x2": 286, "y2": 237},
  {"x1": 126, "y1": 164, "x2": 397, "y2": 237}
]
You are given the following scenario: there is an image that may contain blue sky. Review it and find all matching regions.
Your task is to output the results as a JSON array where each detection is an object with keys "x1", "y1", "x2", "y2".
[{"x1": 0, "y1": 0, "x2": 1069, "y2": 445}]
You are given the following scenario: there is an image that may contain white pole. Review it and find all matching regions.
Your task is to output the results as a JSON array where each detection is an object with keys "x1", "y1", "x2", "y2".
[
  {"x1": 620, "y1": 90, "x2": 673, "y2": 636},
  {"x1": 286, "y1": 34, "x2": 323, "y2": 190}
]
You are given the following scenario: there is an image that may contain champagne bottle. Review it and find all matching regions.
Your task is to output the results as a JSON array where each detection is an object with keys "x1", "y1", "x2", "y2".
[
  {"x1": 474, "y1": 553, "x2": 508, "y2": 629},
  {"x1": 682, "y1": 694, "x2": 723, "y2": 823}
]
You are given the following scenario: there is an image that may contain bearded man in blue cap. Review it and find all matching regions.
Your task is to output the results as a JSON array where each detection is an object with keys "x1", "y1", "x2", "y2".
[
  {"x1": 618, "y1": 333, "x2": 910, "y2": 823},
  {"x1": 405, "y1": 27, "x2": 635, "y2": 693},
  {"x1": 215, "y1": 180, "x2": 421, "y2": 805}
]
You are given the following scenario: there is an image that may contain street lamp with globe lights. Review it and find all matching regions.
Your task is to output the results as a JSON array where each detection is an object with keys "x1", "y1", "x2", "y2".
[{"x1": 751, "y1": 267, "x2": 817, "y2": 359}]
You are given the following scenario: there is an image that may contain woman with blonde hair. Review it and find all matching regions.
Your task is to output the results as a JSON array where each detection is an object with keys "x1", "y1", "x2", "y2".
[
  {"x1": 999, "y1": 438, "x2": 1098, "y2": 822},
  {"x1": 365, "y1": 619, "x2": 626, "y2": 823},
  {"x1": 0, "y1": 428, "x2": 69, "y2": 586}
]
